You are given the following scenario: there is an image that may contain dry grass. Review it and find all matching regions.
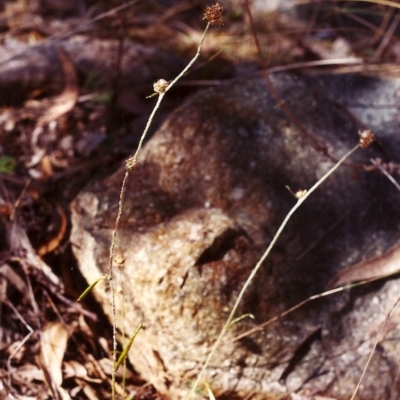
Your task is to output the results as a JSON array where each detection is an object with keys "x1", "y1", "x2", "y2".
[{"x1": 1, "y1": 0, "x2": 400, "y2": 399}]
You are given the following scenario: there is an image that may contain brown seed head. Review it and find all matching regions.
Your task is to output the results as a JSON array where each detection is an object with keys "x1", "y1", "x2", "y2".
[
  {"x1": 203, "y1": 3, "x2": 223, "y2": 25},
  {"x1": 358, "y1": 129, "x2": 374, "y2": 149},
  {"x1": 153, "y1": 79, "x2": 169, "y2": 94}
]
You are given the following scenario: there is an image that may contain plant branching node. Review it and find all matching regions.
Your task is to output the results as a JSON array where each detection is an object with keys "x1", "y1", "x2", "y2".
[
  {"x1": 358, "y1": 129, "x2": 374, "y2": 149},
  {"x1": 153, "y1": 79, "x2": 169, "y2": 94},
  {"x1": 286, "y1": 186, "x2": 307, "y2": 199},
  {"x1": 294, "y1": 189, "x2": 307, "y2": 199},
  {"x1": 126, "y1": 156, "x2": 138, "y2": 171},
  {"x1": 203, "y1": 2, "x2": 224, "y2": 25}
]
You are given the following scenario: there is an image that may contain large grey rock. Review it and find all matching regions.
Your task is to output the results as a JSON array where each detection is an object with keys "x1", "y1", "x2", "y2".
[
  {"x1": 71, "y1": 72, "x2": 400, "y2": 399},
  {"x1": 307, "y1": 73, "x2": 400, "y2": 155}
]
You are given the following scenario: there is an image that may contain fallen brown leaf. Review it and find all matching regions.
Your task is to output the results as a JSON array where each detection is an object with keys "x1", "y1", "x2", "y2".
[
  {"x1": 8, "y1": 222, "x2": 60, "y2": 286},
  {"x1": 36, "y1": 49, "x2": 78, "y2": 127},
  {"x1": 328, "y1": 242, "x2": 400, "y2": 288},
  {"x1": 40, "y1": 321, "x2": 69, "y2": 389}
]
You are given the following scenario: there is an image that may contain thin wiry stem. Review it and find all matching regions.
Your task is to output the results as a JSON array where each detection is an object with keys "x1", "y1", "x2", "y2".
[
  {"x1": 188, "y1": 144, "x2": 360, "y2": 399},
  {"x1": 108, "y1": 21, "x2": 212, "y2": 399},
  {"x1": 350, "y1": 296, "x2": 400, "y2": 400},
  {"x1": 133, "y1": 93, "x2": 164, "y2": 159},
  {"x1": 371, "y1": 158, "x2": 400, "y2": 192},
  {"x1": 109, "y1": 168, "x2": 130, "y2": 400},
  {"x1": 232, "y1": 268, "x2": 400, "y2": 342},
  {"x1": 132, "y1": 23, "x2": 211, "y2": 158},
  {"x1": 166, "y1": 23, "x2": 210, "y2": 92}
]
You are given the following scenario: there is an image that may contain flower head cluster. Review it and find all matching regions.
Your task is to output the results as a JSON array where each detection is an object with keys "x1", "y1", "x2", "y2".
[
  {"x1": 153, "y1": 79, "x2": 169, "y2": 94},
  {"x1": 203, "y1": 2, "x2": 223, "y2": 25},
  {"x1": 358, "y1": 129, "x2": 374, "y2": 149}
]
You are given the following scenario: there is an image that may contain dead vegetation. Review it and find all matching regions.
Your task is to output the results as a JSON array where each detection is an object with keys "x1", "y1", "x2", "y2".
[{"x1": 0, "y1": 0, "x2": 400, "y2": 399}]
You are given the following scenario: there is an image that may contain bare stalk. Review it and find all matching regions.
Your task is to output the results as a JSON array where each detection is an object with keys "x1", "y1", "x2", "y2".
[
  {"x1": 107, "y1": 4, "x2": 221, "y2": 394},
  {"x1": 350, "y1": 296, "x2": 400, "y2": 400},
  {"x1": 188, "y1": 144, "x2": 360, "y2": 398}
]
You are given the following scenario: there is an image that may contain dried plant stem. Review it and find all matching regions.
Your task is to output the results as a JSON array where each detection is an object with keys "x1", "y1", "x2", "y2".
[
  {"x1": 108, "y1": 21, "x2": 211, "y2": 400},
  {"x1": 350, "y1": 296, "x2": 400, "y2": 400},
  {"x1": 109, "y1": 168, "x2": 129, "y2": 400},
  {"x1": 188, "y1": 144, "x2": 360, "y2": 399},
  {"x1": 232, "y1": 268, "x2": 400, "y2": 342},
  {"x1": 132, "y1": 94, "x2": 164, "y2": 159},
  {"x1": 371, "y1": 158, "x2": 400, "y2": 191},
  {"x1": 166, "y1": 23, "x2": 210, "y2": 92},
  {"x1": 243, "y1": 0, "x2": 332, "y2": 161},
  {"x1": 133, "y1": 22, "x2": 211, "y2": 159}
]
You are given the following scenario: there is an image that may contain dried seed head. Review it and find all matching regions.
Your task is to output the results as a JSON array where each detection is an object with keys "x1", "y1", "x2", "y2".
[
  {"x1": 285, "y1": 186, "x2": 307, "y2": 199},
  {"x1": 294, "y1": 189, "x2": 307, "y2": 199},
  {"x1": 359, "y1": 129, "x2": 374, "y2": 149},
  {"x1": 203, "y1": 2, "x2": 223, "y2": 25},
  {"x1": 153, "y1": 79, "x2": 169, "y2": 94},
  {"x1": 126, "y1": 156, "x2": 138, "y2": 171}
]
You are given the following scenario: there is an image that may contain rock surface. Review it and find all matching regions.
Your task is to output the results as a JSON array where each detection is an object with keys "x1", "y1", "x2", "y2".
[{"x1": 71, "y1": 72, "x2": 400, "y2": 399}]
